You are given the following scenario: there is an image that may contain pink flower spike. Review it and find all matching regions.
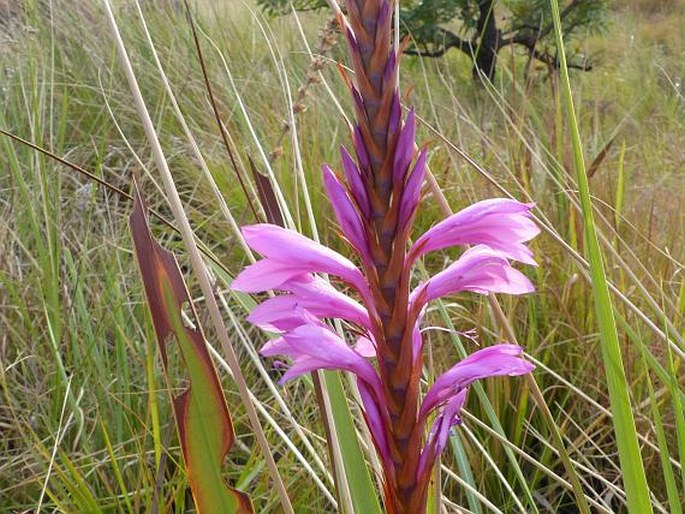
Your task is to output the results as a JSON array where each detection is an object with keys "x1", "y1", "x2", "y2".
[
  {"x1": 239, "y1": 224, "x2": 368, "y2": 295},
  {"x1": 410, "y1": 245, "x2": 534, "y2": 311},
  {"x1": 322, "y1": 165, "x2": 371, "y2": 262},
  {"x1": 393, "y1": 108, "x2": 416, "y2": 182},
  {"x1": 420, "y1": 344, "x2": 534, "y2": 418},
  {"x1": 408, "y1": 198, "x2": 540, "y2": 265}
]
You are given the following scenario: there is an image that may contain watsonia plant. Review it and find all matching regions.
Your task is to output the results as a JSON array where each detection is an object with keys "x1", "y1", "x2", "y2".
[{"x1": 232, "y1": 1, "x2": 539, "y2": 511}]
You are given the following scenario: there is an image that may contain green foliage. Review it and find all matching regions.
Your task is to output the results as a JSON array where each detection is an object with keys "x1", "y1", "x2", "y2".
[
  {"x1": 502, "y1": 0, "x2": 609, "y2": 55},
  {"x1": 257, "y1": 0, "x2": 609, "y2": 75},
  {"x1": 550, "y1": 1, "x2": 653, "y2": 511}
]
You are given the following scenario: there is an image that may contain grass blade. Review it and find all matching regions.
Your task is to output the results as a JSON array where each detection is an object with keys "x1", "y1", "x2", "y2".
[
  {"x1": 639, "y1": 348, "x2": 682, "y2": 514},
  {"x1": 323, "y1": 372, "x2": 383, "y2": 514},
  {"x1": 549, "y1": 1, "x2": 654, "y2": 512}
]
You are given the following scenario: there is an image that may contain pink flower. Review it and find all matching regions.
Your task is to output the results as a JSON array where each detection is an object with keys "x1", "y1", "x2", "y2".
[
  {"x1": 410, "y1": 245, "x2": 535, "y2": 310},
  {"x1": 417, "y1": 344, "x2": 534, "y2": 478},
  {"x1": 232, "y1": 194, "x2": 537, "y2": 474},
  {"x1": 247, "y1": 275, "x2": 371, "y2": 332},
  {"x1": 231, "y1": 224, "x2": 370, "y2": 301},
  {"x1": 408, "y1": 198, "x2": 540, "y2": 266}
]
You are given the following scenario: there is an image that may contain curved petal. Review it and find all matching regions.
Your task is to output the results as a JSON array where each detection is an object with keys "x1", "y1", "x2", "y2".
[
  {"x1": 354, "y1": 336, "x2": 376, "y2": 358},
  {"x1": 417, "y1": 344, "x2": 533, "y2": 478},
  {"x1": 409, "y1": 198, "x2": 540, "y2": 265},
  {"x1": 238, "y1": 224, "x2": 368, "y2": 294},
  {"x1": 420, "y1": 344, "x2": 534, "y2": 417},
  {"x1": 260, "y1": 336, "x2": 295, "y2": 358},
  {"x1": 248, "y1": 296, "x2": 313, "y2": 332},
  {"x1": 417, "y1": 388, "x2": 467, "y2": 479},
  {"x1": 231, "y1": 258, "x2": 310, "y2": 293},
  {"x1": 410, "y1": 245, "x2": 534, "y2": 311},
  {"x1": 249, "y1": 291, "x2": 370, "y2": 332},
  {"x1": 262, "y1": 323, "x2": 381, "y2": 389},
  {"x1": 246, "y1": 274, "x2": 372, "y2": 331},
  {"x1": 281, "y1": 355, "x2": 342, "y2": 383}
]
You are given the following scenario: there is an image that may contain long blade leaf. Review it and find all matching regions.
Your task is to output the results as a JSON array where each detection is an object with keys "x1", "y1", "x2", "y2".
[
  {"x1": 130, "y1": 186, "x2": 253, "y2": 514},
  {"x1": 549, "y1": 2, "x2": 654, "y2": 512}
]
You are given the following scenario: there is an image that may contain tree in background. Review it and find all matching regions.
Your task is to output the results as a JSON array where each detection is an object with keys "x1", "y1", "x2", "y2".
[{"x1": 257, "y1": 0, "x2": 608, "y2": 80}]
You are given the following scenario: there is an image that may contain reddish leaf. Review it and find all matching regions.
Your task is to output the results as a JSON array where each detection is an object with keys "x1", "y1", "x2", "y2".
[
  {"x1": 249, "y1": 156, "x2": 285, "y2": 227},
  {"x1": 130, "y1": 182, "x2": 253, "y2": 514}
]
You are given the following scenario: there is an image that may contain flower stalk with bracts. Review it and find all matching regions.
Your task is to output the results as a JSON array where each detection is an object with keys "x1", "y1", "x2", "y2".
[{"x1": 232, "y1": 1, "x2": 539, "y2": 511}]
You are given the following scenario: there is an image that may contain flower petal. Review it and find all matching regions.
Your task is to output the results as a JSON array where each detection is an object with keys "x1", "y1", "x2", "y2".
[
  {"x1": 263, "y1": 323, "x2": 381, "y2": 388},
  {"x1": 416, "y1": 344, "x2": 534, "y2": 478},
  {"x1": 281, "y1": 356, "x2": 336, "y2": 383},
  {"x1": 283, "y1": 275, "x2": 371, "y2": 323},
  {"x1": 409, "y1": 198, "x2": 540, "y2": 265},
  {"x1": 410, "y1": 245, "x2": 534, "y2": 310},
  {"x1": 354, "y1": 336, "x2": 376, "y2": 358},
  {"x1": 358, "y1": 380, "x2": 392, "y2": 470},
  {"x1": 417, "y1": 388, "x2": 467, "y2": 478},
  {"x1": 322, "y1": 164, "x2": 370, "y2": 261},
  {"x1": 260, "y1": 336, "x2": 295, "y2": 358},
  {"x1": 420, "y1": 344, "x2": 534, "y2": 417},
  {"x1": 238, "y1": 224, "x2": 368, "y2": 294},
  {"x1": 248, "y1": 296, "x2": 312, "y2": 332},
  {"x1": 248, "y1": 283, "x2": 371, "y2": 332},
  {"x1": 231, "y1": 258, "x2": 308, "y2": 293}
]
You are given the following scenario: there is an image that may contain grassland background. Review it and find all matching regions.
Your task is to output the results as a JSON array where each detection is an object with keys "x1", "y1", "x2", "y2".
[{"x1": 0, "y1": 0, "x2": 683, "y2": 512}]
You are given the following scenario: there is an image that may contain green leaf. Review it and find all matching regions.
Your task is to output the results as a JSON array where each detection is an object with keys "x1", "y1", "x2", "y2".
[
  {"x1": 130, "y1": 185, "x2": 253, "y2": 514},
  {"x1": 324, "y1": 372, "x2": 383, "y2": 514},
  {"x1": 549, "y1": 2, "x2": 654, "y2": 512}
]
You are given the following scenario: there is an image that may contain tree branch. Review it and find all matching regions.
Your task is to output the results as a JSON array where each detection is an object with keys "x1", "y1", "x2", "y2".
[
  {"x1": 530, "y1": 48, "x2": 593, "y2": 71},
  {"x1": 499, "y1": 0, "x2": 584, "y2": 47},
  {"x1": 403, "y1": 26, "x2": 473, "y2": 58}
]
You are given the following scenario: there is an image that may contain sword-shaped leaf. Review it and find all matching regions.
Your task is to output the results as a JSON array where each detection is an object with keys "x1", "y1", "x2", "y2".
[{"x1": 130, "y1": 184, "x2": 253, "y2": 514}]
